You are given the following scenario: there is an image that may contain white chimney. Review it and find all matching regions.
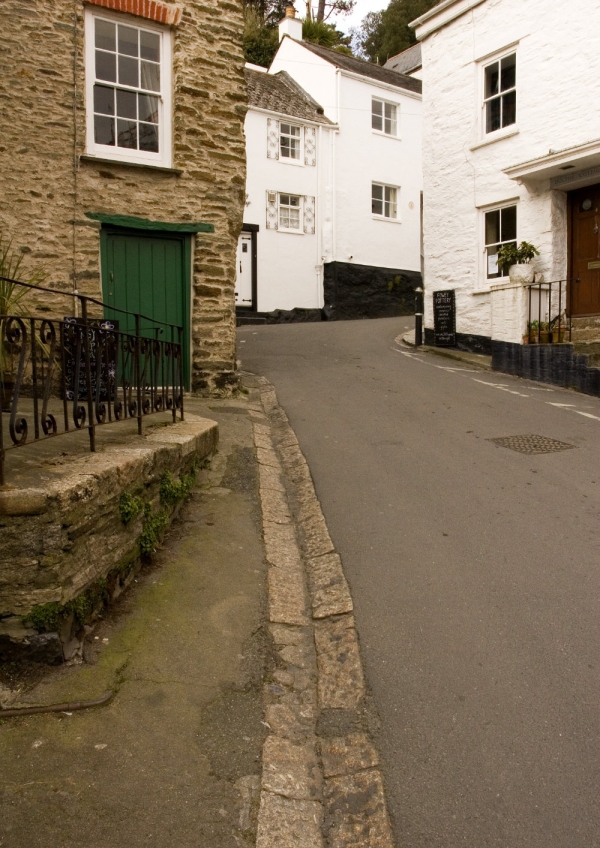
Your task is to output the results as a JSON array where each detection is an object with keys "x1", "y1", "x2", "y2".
[{"x1": 279, "y1": 5, "x2": 303, "y2": 42}]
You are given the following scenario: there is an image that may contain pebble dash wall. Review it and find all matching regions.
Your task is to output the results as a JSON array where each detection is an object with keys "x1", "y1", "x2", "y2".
[{"x1": 0, "y1": 0, "x2": 247, "y2": 395}]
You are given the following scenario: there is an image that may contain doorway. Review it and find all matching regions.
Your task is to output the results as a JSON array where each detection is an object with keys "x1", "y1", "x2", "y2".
[
  {"x1": 235, "y1": 225, "x2": 258, "y2": 311},
  {"x1": 568, "y1": 184, "x2": 600, "y2": 316},
  {"x1": 100, "y1": 228, "x2": 191, "y2": 388}
]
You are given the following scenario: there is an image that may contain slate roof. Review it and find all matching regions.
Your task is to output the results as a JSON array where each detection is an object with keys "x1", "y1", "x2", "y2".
[
  {"x1": 296, "y1": 41, "x2": 422, "y2": 95},
  {"x1": 384, "y1": 43, "x2": 422, "y2": 76},
  {"x1": 245, "y1": 68, "x2": 334, "y2": 124}
]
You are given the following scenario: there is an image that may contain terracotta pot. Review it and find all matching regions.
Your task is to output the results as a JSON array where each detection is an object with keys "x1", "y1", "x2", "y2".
[
  {"x1": 551, "y1": 329, "x2": 565, "y2": 343},
  {"x1": 539, "y1": 330, "x2": 551, "y2": 344}
]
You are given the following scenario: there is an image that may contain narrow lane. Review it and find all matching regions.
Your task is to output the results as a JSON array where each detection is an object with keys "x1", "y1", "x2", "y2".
[{"x1": 239, "y1": 318, "x2": 600, "y2": 848}]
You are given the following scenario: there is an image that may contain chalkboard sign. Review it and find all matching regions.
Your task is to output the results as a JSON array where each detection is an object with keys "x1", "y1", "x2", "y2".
[{"x1": 433, "y1": 290, "x2": 456, "y2": 347}]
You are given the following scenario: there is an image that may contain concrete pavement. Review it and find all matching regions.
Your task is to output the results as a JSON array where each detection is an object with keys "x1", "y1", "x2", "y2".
[{"x1": 239, "y1": 317, "x2": 600, "y2": 848}]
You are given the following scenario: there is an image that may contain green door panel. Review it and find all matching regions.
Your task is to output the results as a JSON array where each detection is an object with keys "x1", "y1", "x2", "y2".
[{"x1": 100, "y1": 229, "x2": 191, "y2": 389}]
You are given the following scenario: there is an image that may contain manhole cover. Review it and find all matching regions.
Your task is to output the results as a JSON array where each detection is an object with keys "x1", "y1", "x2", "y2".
[{"x1": 488, "y1": 434, "x2": 576, "y2": 455}]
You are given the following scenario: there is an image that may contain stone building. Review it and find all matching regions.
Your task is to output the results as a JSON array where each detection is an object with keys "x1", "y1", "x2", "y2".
[
  {"x1": 0, "y1": 0, "x2": 247, "y2": 394},
  {"x1": 412, "y1": 0, "x2": 600, "y2": 394}
]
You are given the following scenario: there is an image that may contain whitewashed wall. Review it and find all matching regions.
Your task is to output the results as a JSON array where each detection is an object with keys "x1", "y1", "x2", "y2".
[
  {"x1": 243, "y1": 107, "x2": 332, "y2": 312},
  {"x1": 272, "y1": 37, "x2": 423, "y2": 275},
  {"x1": 417, "y1": 0, "x2": 600, "y2": 342}
]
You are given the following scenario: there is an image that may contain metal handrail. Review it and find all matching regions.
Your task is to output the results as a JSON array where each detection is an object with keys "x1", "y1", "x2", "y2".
[
  {"x1": 0, "y1": 277, "x2": 185, "y2": 484},
  {"x1": 524, "y1": 277, "x2": 579, "y2": 345}
]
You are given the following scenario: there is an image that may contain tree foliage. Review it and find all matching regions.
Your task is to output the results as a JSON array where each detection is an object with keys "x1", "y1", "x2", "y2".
[{"x1": 352, "y1": 0, "x2": 438, "y2": 65}]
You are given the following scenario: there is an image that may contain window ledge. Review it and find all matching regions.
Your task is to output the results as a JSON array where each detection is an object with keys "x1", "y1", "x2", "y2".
[
  {"x1": 372, "y1": 130, "x2": 403, "y2": 141},
  {"x1": 470, "y1": 126, "x2": 519, "y2": 151},
  {"x1": 471, "y1": 287, "x2": 491, "y2": 295},
  {"x1": 277, "y1": 228, "x2": 305, "y2": 235},
  {"x1": 372, "y1": 215, "x2": 402, "y2": 224},
  {"x1": 277, "y1": 157, "x2": 304, "y2": 167},
  {"x1": 80, "y1": 154, "x2": 183, "y2": 175}
]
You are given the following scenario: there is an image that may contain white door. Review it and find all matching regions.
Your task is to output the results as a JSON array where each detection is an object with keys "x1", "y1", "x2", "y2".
[{"x1": 235, "y1": 232, "x2": 253, "y2": 307}]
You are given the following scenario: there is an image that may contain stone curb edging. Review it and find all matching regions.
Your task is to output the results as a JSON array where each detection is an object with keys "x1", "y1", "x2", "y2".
[
  {"x1": 396, "y1": 332, "x2": 492, "y2": 371},
  {"x1": 251, "y1": 377, "x2": 395, "y2": 848}
]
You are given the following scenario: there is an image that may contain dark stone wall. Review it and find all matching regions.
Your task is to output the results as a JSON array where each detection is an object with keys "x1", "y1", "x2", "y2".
[
  {"x1": 424, "y1": 328, "x2": 493, "y2": 356},
  {"x1": 492, "y1": 341, "x2": 600, "y2": 397},
  {"x1": 323, "y1": 262, "x2": 421, "y2": 321}
]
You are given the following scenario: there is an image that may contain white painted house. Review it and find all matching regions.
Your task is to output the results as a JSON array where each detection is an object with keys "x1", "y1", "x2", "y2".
[
  {"x1": 412, "y1": 0, "x2": 600, "y2": 394},
  {"x1": 238, "y1": 10, "x2": 424, "y2": 321}
]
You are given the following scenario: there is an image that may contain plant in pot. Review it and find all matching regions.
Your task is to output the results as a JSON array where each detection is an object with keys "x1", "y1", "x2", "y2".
[
  {"x1": 496, "y1": 241, "x2": 540, "y2": 284},
  {"x1": 526, "y1": 319, "x2": 540, "y2": 343},
  {"x1": 0, "y1": 236, "x2": 48, "y2": 411},
  {"x1": 549, "y1": 312, "x2": 567, "y2": 343}
]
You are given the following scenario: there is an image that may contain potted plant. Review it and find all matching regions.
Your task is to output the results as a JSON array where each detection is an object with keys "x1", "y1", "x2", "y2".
[
  {"x1": 549, "y1": 313, "x2": 567, "y2": 343},
  {"x1": 1, "y1": 236, "x2": 47, "y2": 410},
  {"x1": 526, "y1": 319, "x2": 540, "y2": 343},
  {"x1": 538, "y1": 321, "x2": 551, "y2": 344},
  {"x1": 496, "y1": 241, "x2": 540, "y2": 284}
]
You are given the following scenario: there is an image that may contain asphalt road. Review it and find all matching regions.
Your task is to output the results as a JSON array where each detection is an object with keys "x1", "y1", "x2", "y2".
[{"x1": 239, "y1": 317, "x2": 600, "y2": 848}]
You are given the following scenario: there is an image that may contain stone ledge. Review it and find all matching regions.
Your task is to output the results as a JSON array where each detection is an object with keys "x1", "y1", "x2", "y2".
[{"x1": 0, "y1": 414, "x2": 218, "y2": 660}]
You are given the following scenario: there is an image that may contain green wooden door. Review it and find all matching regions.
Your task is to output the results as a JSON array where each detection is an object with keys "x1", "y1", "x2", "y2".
[{"x1": 100, "y1": 229, "x2": 191, "y2": 388}]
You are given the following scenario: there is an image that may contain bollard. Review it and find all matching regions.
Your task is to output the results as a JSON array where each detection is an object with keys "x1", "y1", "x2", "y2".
[{"x1": 414, "y1": 286, "x2": 423, "y2": 347}]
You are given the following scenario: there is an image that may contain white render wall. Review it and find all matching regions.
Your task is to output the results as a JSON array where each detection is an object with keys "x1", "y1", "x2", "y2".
[
  {"x1": 272, "y1": 37, "x2": 423, "y2": 274},
  {"x1": 243, "y1": 107, "x2": 332, "y2": 312},
  {"x1": 417, "y1": 0, "x2": 600, "y2": 341}
]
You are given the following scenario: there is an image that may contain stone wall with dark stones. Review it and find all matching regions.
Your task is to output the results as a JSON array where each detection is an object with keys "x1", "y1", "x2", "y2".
[
  {"x1": 0, "y1": 0, "x2": 247, "y2": 395},
  {"x1": 323, "y1": 261, "x2": 421, "y2": 321}
]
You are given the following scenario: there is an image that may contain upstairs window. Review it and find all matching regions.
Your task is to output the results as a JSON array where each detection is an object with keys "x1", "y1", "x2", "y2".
[
  {"x1": 372, "y1": 183, "x2": 398, "y2": 219},
  {"x1": 484, "y1": 53, "x2": 516, "y2": 134},
  {"x1": 280, "y1": 123, "x2": 301, "y2": 160},
  {"x1": 85, "y1": 10, "x2": 172, "y2": 167},
  {"x1": 279, "y1": 194, "x2": 302, "y2": 230},
  {"x1": 485, "y1": 204, "x2": 517, "y2": 277},
  {"x1": 372, "y1": 98, "x2": 398, "y2": 136}
]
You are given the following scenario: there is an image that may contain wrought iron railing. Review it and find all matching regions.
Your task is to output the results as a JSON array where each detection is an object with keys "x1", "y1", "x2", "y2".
[
  {"x1": 525, "y1": 278, "x2": 577, "y2": 344},
  {"x1": 0, "y1": 277, "x2": 184, "y2": 484}
]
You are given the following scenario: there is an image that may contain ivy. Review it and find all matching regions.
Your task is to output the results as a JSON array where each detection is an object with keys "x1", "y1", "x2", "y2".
[
  {"x1": 159, "y1": 462, "x2": 199, "y2": 508},
  {"x1": 139, "y1": 510, "x2": 169, "y2": 556},
  {"x1": 23, "y1": 579, "x2": 110, "y2": 633},
  {"x1": 119, "y1": 492, "x2": 145, "y2": 525}
]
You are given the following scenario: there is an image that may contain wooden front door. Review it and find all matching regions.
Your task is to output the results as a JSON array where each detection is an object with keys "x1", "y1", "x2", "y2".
[
  {"x1": 569, "y1": 184, "x2": 600, "y2": 316},
  {"x1": 100, "y1": 229, "x2": 191, "y2": 388}
]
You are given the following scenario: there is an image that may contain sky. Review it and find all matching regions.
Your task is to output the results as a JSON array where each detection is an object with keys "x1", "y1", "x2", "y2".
[{"x1": 336, "y1": 0, "x2": 389, "y2": 33}]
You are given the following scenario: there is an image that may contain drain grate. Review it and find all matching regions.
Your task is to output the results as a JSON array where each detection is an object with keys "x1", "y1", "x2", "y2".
[{"x1": 488, "y1": 434, "x2": 576, "y2": 455}]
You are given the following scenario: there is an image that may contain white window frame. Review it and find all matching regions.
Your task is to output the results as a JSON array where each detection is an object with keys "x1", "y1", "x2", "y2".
[
  {"x1": 279, "y1": 122, "x2": 303, "y2": 164},
  {"x1": 482, "y1": 201, "x2": 518, "y2": 281},
  {"x1": 372, "y1": 183, "x2": 399, "y2": 221},
  {"x1": 84, "y1": 8, "x2": 173, "y2": 168},
  {"x1": 278, "y1": 193, "x2": 303, "y2": 233},
  {"x1": 371, "y1": 98, "x2": 399, "y2": 138},
  {"x1": 477, "y1": 45, "x2": 517, "y2": 143}
]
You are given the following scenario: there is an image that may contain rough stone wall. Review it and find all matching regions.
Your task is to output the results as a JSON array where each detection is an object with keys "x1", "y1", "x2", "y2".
[
  {"x1": 0, "y1": 0, "x2": 247, "y2": 395},
  {"x1": 323, "y1": 261, "x2": 420, "y2": 320},
  {"x1": 417, "y1": 0, "x2": 600, "y2": 342}
]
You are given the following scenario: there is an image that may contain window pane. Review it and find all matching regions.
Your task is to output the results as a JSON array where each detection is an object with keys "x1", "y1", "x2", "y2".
[
  {"x1": 290, "y1": 209, "x2": 300, "y2": 228},
  {"x1": 372, "y1": 99, "x2": 383, "y2": 116},
  {"x1": 289, "y1": 196, "x2": 300, "y2": 207},
  {"x1": 486, "y1": 246, "x2": 499, "y2": 278},
  {"x1": 94, "y1": 114, "x2": 115, "y2": 145},
  {"x1": 139, "y1": 122, "x2": 159, "y2": 152},
  {"x1": 290, "y1": 125, "x2": 301, "y2": 138},
  {"x1": 280, "y1": 123, "x2": 290, "y2": 135},
  {"x1": 94, "y1": 84, "x2": 114, "y2": 115},
  {"x1": 280, "y1": 194, "x2": 290, "y2": 206},
  {"x1": 119, "y1": 54, "x2": 139, "y2": 87},
  {"x1": 118, "y1": 25, "x2": 138, "y2": 57},
  {"x1": 372, "y1": 184, "x2": 383, "y2": 201},
  {"x1": 500, "y1": 54, "x2": 516, "y2": 91},
  {"x1": 290, "y1": 138, "x2": 300, "y2": 159},
  {"x1": 502, "y1": 89, "x2": 516, "y2": 127},
  {"x1": 372, "y1": 99, "x2": 383, "y2": 131},
  {"x1": 372, "y1": 113, "x2": 383, "y2": 131},
  {"x1": 485, "y1": 209, "x2": 500, "y2": 245},
  {"x1": 372, "y1": 197, "x2": 383, "y2": 215},
  {"x1": 96, "y1": 50, "x2": 116, "y2": 82},
  {"x1": 140, "y1": 60, "x2": 160, "y2": 92},
  {"x1": 140, "y1": 30, "x2": 160, "y2": 62},
  {"x1": 95, "y1": 19, "x2": 116, "y2": 52},
  {"x1": 116, "y1": 88, "x2": 137, "y2": 119},
  {"x1": 486, "y1": 96, "x2": 501, "y2": 133},
  {"x1": 485, "y1": 61, "x2": 499, "y2": 98},
  {"x1": 501, "y1": 205, "x2": 517, "y2": 241},
  {"x1": 138, "y1": 93, "x2": 159, "y2": 123},
  {"x1": 280, "y1": 137, "x2": 291, "y2": 157},
  {"x1": 117, "y1": 118, "x2": 137, "y2": 149}
]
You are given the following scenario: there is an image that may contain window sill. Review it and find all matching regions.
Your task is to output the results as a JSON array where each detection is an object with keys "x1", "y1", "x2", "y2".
[
  {"x1": 277, "y1": 228, "x2": 305, "y2": 235},
  {"x1": 278, "y1": 156, "x2": 304, "y2": 167},
  {"x1": 471, "y1": 287, "x2": 491, "y2": 295},
  {"x1": 80, "y1": 154, "x2": 183, "y2": 175},
  {"x1": 372, "y1": 130, "x2": 402, "y2": 141},
  {"x1": 372, "y1": 215, "x2": 402, "y2": 224},
  {"x1": 469, "y1": 125, "x2": 519, "y2": 151}
]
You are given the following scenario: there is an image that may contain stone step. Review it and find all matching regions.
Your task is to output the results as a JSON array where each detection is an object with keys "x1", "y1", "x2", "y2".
[
  {"x1": 570, "y1": 327, "x2": 600, "y2": 342},
  {"x1": 573, "y1": 341, "x2": 600, "y2": 366},
  {"x1": 237, "y1": 315, "x2": 267, "y2": 326}
]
